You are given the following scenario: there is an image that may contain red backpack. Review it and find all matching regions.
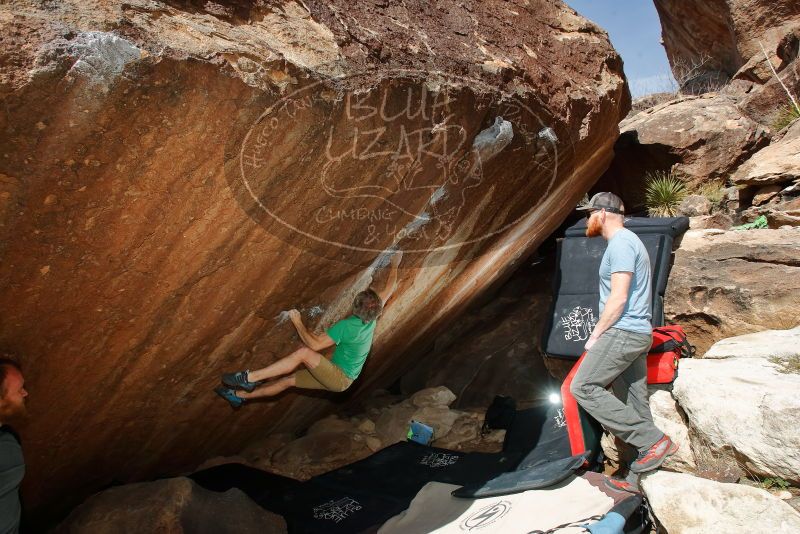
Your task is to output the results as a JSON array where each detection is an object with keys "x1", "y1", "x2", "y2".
[{"x1": 648, "y1": 325, "x2": 695, "y2": 384}]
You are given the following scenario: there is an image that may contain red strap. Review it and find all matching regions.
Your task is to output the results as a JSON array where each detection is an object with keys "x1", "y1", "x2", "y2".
[{"x1": 561, "y1": 353, "x2": 587, "y2": 457}]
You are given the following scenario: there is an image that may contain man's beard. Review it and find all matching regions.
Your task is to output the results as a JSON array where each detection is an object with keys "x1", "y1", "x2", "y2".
[
  {"x1": 585, "y1": 215, "x2": 603, "y2": 237},
  {"x1": 0, "y1": 398, "x2": 27, "y2": 422}
]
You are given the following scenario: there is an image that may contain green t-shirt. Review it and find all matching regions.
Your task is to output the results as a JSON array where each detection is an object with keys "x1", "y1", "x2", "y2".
[{"x1": 326, "y1": 315, "x2": 377, "y2": 379}]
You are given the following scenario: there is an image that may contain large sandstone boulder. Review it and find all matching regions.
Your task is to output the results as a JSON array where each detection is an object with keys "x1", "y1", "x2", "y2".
[
  {"x1": 593, "y1": 95, "x2": 769, "y2": 211},
  {"x1": 672, "y1": 330, "x2": 800, "y2": 483},
  {"x1": 641, "y1": 470, "x2": 800, "y2": 533},
  {"x1": 732, "y1": 125, "x2": 800, "y2": 187},
  {"x1": 665, "y1": 228, "x2": 800, "y2": 355},
  {"x1": 0, "y1": 0, "x2": 629, "y2": 516},
  {"x1": 57, "y1": 477, "x2": 287, "y2": 533},
  {"x1": 704, "y1": 326, "x2": 800, "y2": 359},
  {"x1": 653, "y1": 0, "x2": 800, "y2": 85}
]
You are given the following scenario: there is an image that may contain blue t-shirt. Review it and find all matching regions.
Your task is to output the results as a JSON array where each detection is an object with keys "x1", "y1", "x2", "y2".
[{"x1": 599, "y1": 228, "x2": 652, "y2": 334}]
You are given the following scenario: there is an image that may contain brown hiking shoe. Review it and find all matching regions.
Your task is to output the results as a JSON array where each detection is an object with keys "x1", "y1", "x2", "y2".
[{"x1": 630, "y1": 435, "x2": 678, "y2": 473}]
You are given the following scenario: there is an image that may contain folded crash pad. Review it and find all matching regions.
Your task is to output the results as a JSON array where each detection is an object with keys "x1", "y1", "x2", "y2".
[
  {"x1": 504, "y1": 402, "x2": 602, "y2": 470},
  {"x1": 451, "y1": 453, "x2": 588, "y2": 498}
]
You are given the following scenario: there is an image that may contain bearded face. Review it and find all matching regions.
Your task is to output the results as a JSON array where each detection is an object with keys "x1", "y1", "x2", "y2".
[
  {"x1": 0, "y1": 368, "x2": 28, "y2": 422},
  {"x1": 585, "y1": 210, "x2": 604, "y2": 238}
]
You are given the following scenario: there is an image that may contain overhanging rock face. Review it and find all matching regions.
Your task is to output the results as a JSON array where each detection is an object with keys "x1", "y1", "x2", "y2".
[{"x1": 0, "y1": 0, "x2": 628, "y2": 515}]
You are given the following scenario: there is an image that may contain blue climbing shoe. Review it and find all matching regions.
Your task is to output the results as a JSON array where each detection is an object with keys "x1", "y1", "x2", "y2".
[
  {"x1": 222, "y1": 370, "x2": 259, "y2": 392},
  {"x1": 214, "y1": 387, "x2": 244, "y2": 408}
]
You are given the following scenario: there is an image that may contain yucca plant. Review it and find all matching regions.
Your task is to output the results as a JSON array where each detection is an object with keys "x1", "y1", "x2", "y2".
[{"x1": 644, "y1": 171, "x2": 687, "y2": 217}]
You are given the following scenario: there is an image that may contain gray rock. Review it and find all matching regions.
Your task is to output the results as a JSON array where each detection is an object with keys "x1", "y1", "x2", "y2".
[
  {"x1": 648, "y1": 389, "x2": 697, "y2": 473},
  {"x1": 688, "y1": 213, "x2": 733, "y2": 230},
  {"x1": 678, "y1": 194, "x2": 712, "y2": 217},
  {"x1": 432, "y1": 415, "x2": 480, "y2": 449},
  {"x1": 375, "y1": 402, "x2": 419, "y2": 445},
  {"x1": 751, "y1": 185, "x2": 783, "y2": 206},
  {"x1": 704, "y1": 326, "x2": 800, "y2": 359},
  {"x1": 306, "y1": 415, "x2": 352, "y2": 435},
  {"x1": 641, "y1": 470, "x2": 800, "y2": 533},
  {"x1": 271, "y1": 431, "x2": 370, "y2": 479},
  {"x1": 410, "y1": 386, "x2": 457, "y2": 408},
  {"x1": 732, "y1": 133, "x2": 800, "y2": 186},
  {"x1": 673, "y1": 356, "x2": 800, "y2": 482}
]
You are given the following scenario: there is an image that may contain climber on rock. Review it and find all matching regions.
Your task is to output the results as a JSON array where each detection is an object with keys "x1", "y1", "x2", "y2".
[{"x1": 214, "y1": 252, "x2": 402, "y2": 408}]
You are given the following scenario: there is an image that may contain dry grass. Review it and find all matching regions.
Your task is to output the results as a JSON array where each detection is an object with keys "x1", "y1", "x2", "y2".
[
  {"x1": 769, "y1": 355, "x2": 800, "y2": 374},
  {"x1": 770, "y1": 104, "x2": 800, "y2": 132},
  {"x1": 692, "y1": 180, "x2": 727, "y2": 208}
]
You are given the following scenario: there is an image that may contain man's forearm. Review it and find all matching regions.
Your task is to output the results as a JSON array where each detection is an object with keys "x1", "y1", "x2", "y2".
[
  {"x1": 383, "y1": 263, "x2": 398, "y2": 295},
  {"x1": 292, "y1": 319, "x2": 317, "y2": 348}
]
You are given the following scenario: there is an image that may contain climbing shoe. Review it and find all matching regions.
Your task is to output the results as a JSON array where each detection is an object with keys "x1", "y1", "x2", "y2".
[
  {"x1": 214, "y1": 387, "x2": 244, "y2": 408},
  {"x1": 630, "y1": 435, "x2": 678, "y2": 473},
  {"x1": 603, "y1": 476, "x2": 640, "y2": 494},
  {"x1": 222, "y1": 370, "x2": 259, "y2": 392}
]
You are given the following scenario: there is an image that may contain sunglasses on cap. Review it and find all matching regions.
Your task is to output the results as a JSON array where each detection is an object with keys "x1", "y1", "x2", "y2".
[{"x1": 585, "y1": 206, "x2": 623, "y2": 217}]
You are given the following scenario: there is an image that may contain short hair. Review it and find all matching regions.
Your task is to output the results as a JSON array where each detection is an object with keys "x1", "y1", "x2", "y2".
[
  {"x1": 0, "y1": 357, "x2": 22, "y2": 398},
  {"x1": 352, "y1": 289, "x2": 383, "y2": 323}
]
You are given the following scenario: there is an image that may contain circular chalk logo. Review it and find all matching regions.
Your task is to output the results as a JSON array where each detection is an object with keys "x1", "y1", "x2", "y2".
[
  {"x1": 227, "y1": 68, "x2": 561, "y2": 266},
  {"x1": 460, "y1": 501, "x2": 512, "y2": 530}
]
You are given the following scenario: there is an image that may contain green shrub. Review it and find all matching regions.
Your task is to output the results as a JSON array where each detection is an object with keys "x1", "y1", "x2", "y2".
[
  {"x1": 645, "y1": 171, "x2": 687, "y2": 217},
  {"x1": 761, "y1": 476, "x2": 791, "y2": 491},
  {"x1": 771, "y1": 104, "x2": 800, "y2": 132}
]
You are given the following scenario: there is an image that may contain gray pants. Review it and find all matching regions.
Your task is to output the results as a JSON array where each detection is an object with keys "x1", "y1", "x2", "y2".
[{"x1": 570, "y1": 327, "x2": 663, "y2": 451}]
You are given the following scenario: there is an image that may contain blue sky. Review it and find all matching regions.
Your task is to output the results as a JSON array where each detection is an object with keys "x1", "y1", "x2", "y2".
[{"x1": 565, "y1": 0, "x2": 677, "y2": 97}]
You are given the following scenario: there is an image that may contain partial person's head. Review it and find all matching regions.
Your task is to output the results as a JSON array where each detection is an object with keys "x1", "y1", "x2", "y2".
[
  {"x1": 0, "y1": 357, "x2": 27, "y2": 423},
  {"x1": 577, "y1": 192, "x2": 625, "y2": 238},
  {"x1": 353, "y1": 289, "x2": 383, "y2": 324}
]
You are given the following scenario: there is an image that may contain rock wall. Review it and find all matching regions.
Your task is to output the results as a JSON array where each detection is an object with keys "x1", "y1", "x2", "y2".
[
  {"x1": 399, "y1": 250, "x2": 557, "y2": 410},
  {"x1": 665, "y1": 228, "x2": 800, "y2": 355},
  {"x1": 0, "y1": 0, "x2": 628, "y2": 518},
  {"x1": 653, "y1": 0, "x2": 800, "y2": 87}
]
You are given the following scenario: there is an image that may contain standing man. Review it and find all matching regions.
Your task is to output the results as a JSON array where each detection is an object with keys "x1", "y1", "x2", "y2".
[
  {"x1": 0, "y1": 357, "x2": 27, "y2": 534},
  {"x1": 572, "y1": 192, "x2": 676, "y2": 491}
]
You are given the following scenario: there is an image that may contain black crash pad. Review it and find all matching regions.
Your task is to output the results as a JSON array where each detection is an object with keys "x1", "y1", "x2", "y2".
[{"x1": 544, "y1": 216, "x2": 689, "y2": 360}]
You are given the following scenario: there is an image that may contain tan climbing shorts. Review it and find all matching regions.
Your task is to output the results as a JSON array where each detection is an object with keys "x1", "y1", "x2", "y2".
[{"x1": 293, "y1": 357, "x2": 353, "y2": 392}]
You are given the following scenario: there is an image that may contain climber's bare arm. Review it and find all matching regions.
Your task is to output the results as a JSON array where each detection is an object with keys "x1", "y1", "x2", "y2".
[
  {"x1": 288, "y1": 309, "x2": 335, "y2": 351},
  {"x1": 377, "y1": 251, "x2": 403, "y2": 304}
]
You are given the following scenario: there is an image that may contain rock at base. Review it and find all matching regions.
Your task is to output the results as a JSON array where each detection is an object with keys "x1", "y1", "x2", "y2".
[
  {"x1": 704, "y1": 326, "x2": 800, "y2": 359},
  {"x1": 673, "y1": 356, "x2": 800, "y2": 483},
  {"x1": 57, "y1": 477, "x2": 287, "y2": 533},
  {"x1": 641, "y1": 470, "x2": 800, "y2": 533}
]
